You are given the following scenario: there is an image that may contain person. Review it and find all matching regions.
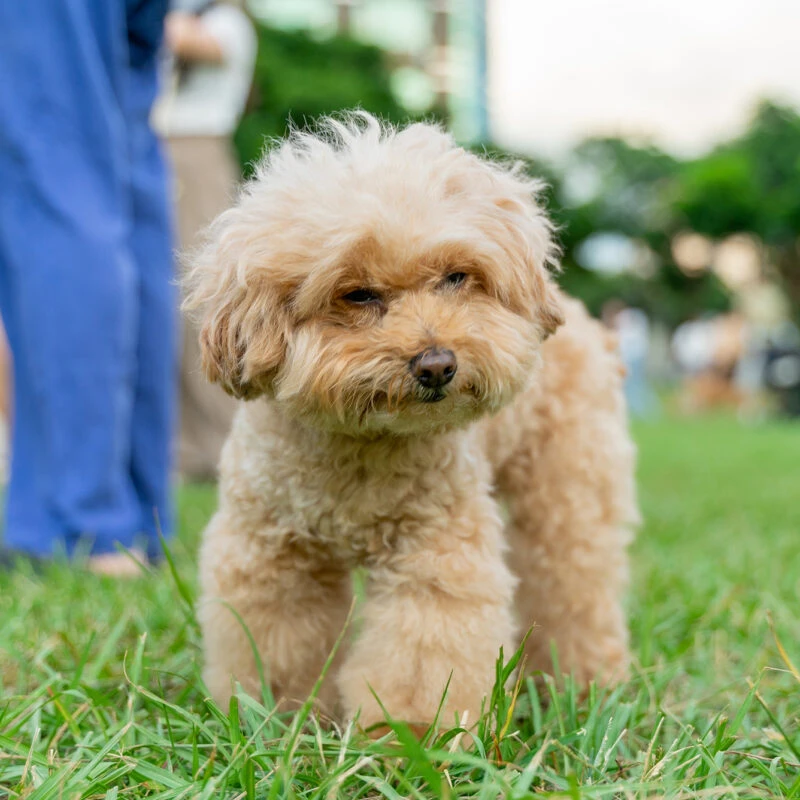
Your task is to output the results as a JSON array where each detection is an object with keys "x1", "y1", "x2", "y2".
[
  {"x1": 0, "y1": 321, "x2": 8, "y2": 486},
  {"x1": 603, "y1": 301, "x2": 657, "y2": 418},
  {"x1": 736, "y1": 281, "x2": 799, "y2": 418},
  {"x1": 672, "y1": 314, "x2": 744, "y2": 414},
  {"x1": 152, "y1": 0, "x2": 257, "y2": 481},
  {"x1": 0, "y1": 1, "x2": 177, "y2": 573}
]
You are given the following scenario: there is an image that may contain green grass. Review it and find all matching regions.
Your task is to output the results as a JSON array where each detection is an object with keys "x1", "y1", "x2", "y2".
[{"x1": 1, "y1": 415, "x2": 799, "y2": 798}]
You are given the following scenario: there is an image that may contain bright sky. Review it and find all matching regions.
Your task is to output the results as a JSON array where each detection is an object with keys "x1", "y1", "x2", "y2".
[{"x1": 488, "y1": 0, "x2": 800, "y2": 157}]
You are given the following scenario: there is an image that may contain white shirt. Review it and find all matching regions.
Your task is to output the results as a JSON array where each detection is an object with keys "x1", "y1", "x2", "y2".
[
  {"x1": 152, "y1": 6, "x2": 257, "y2": 138},
  {"x1": 615, "y1": 308, "x2": 650, "y2": 363},
  {"x1": 672, "y1": 320, "x2": 715, "y2": 374}
]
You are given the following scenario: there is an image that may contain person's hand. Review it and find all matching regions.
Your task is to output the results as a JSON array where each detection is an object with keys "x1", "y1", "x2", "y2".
[
  {"x1": 164, "y1": 11, "x2": 224, "y2": 62},
  {"x1": 165, "y1": 12, "x2": 201, "y2": 52}
]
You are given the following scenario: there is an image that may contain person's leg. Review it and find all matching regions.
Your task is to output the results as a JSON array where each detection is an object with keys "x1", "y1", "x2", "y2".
[
  {"x1": 123, "y1": 4, "x2": 177, "y2": 559},
  {"x1": 0, "y1": 319, "x2": 9, "y2": 422},
  {"x1": 0, "y1": 1, "x2": 142, "y2": 557},
  {"x1": 0, "y1": 318, "x2": 10, "y2": 486}
]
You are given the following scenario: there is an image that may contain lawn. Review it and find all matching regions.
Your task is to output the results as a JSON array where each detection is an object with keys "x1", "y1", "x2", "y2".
[{"x1": 1, "y1": 415, "x2": 799, "y2": 798}]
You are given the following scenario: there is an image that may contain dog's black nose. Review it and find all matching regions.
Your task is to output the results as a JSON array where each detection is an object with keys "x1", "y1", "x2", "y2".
[{"x1": 410, "y1": 348, "x2": 457, "y2": 388}]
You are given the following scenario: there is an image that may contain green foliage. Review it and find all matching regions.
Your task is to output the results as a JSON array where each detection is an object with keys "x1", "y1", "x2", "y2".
[
  {"x1": 673, "y1": 101, "x2": 800, "y2": 310},
  {"x1": 675, "y1": 149, "x2": 763, "y2": 238},
  {"x1": 234, "y1": 23, "x2": 419, "y2": 173},
  {"x1": 676, "y1": 101, "x2": 800, "y2": 241},
  {"x1": 515, "y1": 101, "x2": 800, "y2": 325},
  {"x1": 566, "y1": 136, "x2": 681, "y2": 236},
  {"x1": 476, "y1": 139, "x2": 733, "y2": 327},
  {"x1": 2, "y1": 418, "x2": 800, "y2": 796},
  {"x1": 557, "y1": 138, "x2": 735, "y2": 326}
]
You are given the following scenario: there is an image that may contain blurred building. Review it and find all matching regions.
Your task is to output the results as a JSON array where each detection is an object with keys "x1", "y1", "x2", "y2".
[{"x1": 249, "y1": 0, "x2": 489, "y2": 142}]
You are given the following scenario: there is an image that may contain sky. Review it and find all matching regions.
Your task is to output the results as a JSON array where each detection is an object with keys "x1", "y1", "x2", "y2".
[{"x1": 488, "y1": 0, "x2": 800, "y2": 157}]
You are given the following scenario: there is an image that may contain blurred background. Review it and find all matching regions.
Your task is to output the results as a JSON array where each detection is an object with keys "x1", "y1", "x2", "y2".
[
  {"x1": 2, "y1": 0, "x2": 800, "y2": 490},
  {"x1": 233, "y1": 0, "x2": 800, "y2": 424}
]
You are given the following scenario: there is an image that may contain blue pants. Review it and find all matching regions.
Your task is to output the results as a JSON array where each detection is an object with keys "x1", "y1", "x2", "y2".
[{"x1": 0, "y1": 0, "x2": 176, "y2": 558}]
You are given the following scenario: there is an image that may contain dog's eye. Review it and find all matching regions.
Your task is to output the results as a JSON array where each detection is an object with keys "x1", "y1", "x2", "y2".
[
  {"x1": 441, "y1": 272, "x2": 468, "y2": 289},
  {"x1": 342, "y1": 288, "x2": 382, "y2": 305}
]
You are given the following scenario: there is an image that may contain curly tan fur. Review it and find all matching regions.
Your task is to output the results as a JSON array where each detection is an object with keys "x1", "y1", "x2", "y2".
[{"x1": 184, "y1": 114, "x2": 638, "y2": 731}]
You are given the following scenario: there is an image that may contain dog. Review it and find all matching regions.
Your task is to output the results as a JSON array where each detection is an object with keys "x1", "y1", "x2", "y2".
[{"x1": 184, "y1": 113, "x2": 638, "y2": 732}]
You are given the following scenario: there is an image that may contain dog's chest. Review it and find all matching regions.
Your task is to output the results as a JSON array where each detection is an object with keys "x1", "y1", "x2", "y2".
[
  {"x1": 238, "y1": 408, "x2": 484, "y2": 567},
  {"x1": 258, "y1": 440, "x2": 468, "y2": 568},
  {"x1": 285, "y1": 465, "x2": 431, "y2": 566}
]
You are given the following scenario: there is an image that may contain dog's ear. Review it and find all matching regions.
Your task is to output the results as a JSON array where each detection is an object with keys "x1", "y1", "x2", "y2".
[
  {"x1": 196, "y1": 281, "x2": 288, "y2": 400},
  {"x1": 183, "y1": 214, "x2": 289, "y2": 400},
  {"x1": 534, "y1": 275, "x2": 565, "y2": 339},
  {"x1": 492, "y1": 179, "x2": 565, "y2": 340}
]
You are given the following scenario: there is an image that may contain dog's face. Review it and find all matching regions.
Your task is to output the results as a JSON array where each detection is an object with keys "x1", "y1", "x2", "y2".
[{"x1": 185, "y1": 116, "x2": 563, "y2": 435}]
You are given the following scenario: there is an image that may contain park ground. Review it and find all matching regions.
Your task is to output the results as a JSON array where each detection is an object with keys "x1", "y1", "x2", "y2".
[{"x1": 1, "y1": 415, "x2": 799, "y2": 798}]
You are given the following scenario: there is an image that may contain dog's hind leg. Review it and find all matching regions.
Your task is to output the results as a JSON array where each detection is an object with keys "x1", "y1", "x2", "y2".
[
  {"x1": 198, "y1": 513, "x2": 352, "y2": 714},
  {"x1": 493, "y1": 322, "x2": 639, "y2": 688},
  {"x1": 498, "y1": 409, "x2": 637, "y2": 687}
]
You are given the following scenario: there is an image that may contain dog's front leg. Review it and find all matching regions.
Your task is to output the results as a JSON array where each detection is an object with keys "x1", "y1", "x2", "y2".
[
  {"x1": 198, "y1": 512, "x2": 352, "y2": 713},
  {"x1": 337, "y1": 504, "x2": 517, "y2": 733}
]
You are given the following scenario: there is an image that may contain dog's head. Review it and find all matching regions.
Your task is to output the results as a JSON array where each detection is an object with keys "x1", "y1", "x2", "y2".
[{"x1": 184, "y1": 114, "x2": 563, "y2": 435}]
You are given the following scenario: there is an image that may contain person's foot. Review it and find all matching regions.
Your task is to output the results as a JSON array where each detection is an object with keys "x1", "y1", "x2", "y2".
[
  {"x1": 0, "y1": 546, "x2": 150, "y2": 576},
  {"x1": 87, "y1": 548, "x2": 148, "y2": 577}
]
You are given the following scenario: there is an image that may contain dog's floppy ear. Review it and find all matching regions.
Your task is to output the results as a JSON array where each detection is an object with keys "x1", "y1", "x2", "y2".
[
  {"x1": 196, "y1": 280, "x2": 287, "y2": 400},
  {"x1": 457, "y1": 149, "x2": 565, "y2": 339},
  {"x1": 491, "y1": 170, "x2": 565, "y2": 340},
  {"x1": 183, "y1": 212, "x2": 289, "y2": 400},
  {"x1": 533, "y1": 274, "x2": 565, "y2": 339}
]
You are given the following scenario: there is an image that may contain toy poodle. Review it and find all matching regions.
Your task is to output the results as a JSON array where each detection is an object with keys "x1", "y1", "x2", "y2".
[{"x1": 184, "y1": 113, "x2": 638, "y2": 731}]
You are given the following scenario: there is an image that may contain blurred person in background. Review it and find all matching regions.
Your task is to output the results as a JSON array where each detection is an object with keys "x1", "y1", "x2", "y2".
[
  {"x1": 603, "y1": 301, "x2": 658, "y2": 418},
  {"x1": 0, "y1": 1, "x2": 177, "y2": 573},
  {"x1": 736, "y1": 281, "x2": 800, "y2": 418},
  {"x1": 671, "y1": 316, "x2": 716, "y2": 379},
  {"x1": 152, "y1": 0, "x2": 257, "y2": 482},
  {"x1": 672, "y1": 314, "x2": 745, "y2": 414}
]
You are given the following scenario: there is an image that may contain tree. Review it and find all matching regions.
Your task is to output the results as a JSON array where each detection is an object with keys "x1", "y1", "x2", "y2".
[
  {"x1": 537, "y1": 137, "x2": 730, "y2": 326},
  {"x1": 234, "y1": 24, "x2": 426, "y2": 173},
  {"x1": 674, "y1": 101, "x2": 800, "y2": 313}
]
